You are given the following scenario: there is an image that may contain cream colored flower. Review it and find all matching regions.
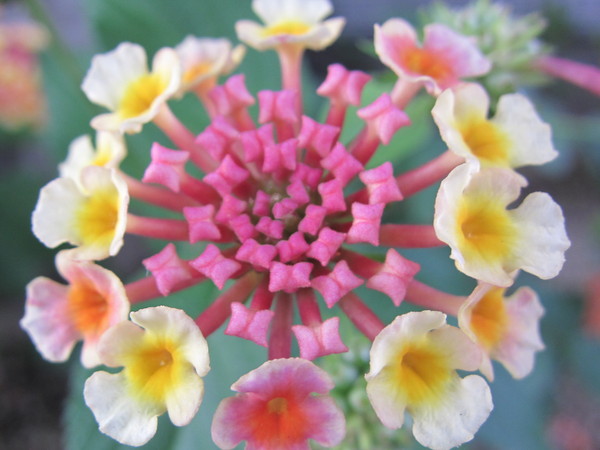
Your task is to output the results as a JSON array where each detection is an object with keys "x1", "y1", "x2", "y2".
[
  {"x1": 82, "y1": 42, "x2": 181, "y2": 133},
  {"x1": 236, "y1": 0, "x2": 345, "y2": 51}
]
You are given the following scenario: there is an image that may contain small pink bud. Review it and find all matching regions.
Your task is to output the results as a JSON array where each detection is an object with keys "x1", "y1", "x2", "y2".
[
  {"x1": 229, "y1": 214, "x2": 257, "y2": 241},
  {"x1": 359, "y1": 162, "x2": 403, "y2": 204},
  {"x1": 252, "y1": 190, "x2": 271, "y2": 217},
  {"x1": 142, "y1": 143, "x2": 189, "y2": 192},
  {"x1": 236, "y1": 238, "x2": 277, "y2": 270},
  {"x1": 318, "y1": 179, "x2": 346, "y2": 213},
  {"x1": 347, "y1": 202, "x2": 385, "y2": 246},
  {"x1": 298, "y1": 204, "x2": 327, "y2": 236},
  {"x1": 358, "y1": 94, "x2": 411, "y2": 145},
  {"x1": 195, "y1": 116, "x2": 239, "y2": 161},
  {"x1": 142, "y1": 244, "x2": 195, "y2": 296},
  {"x1": 183, "y1": 205, "x2": 222, "y2": 242},
  {"x1": 269, "y1": 261, "x2": 313, "y2": 293},
  {"x1": 292, "y1": 317, "x2": 348, "y2": 360},
  {"x1": 311, "y1": 260, "x2": 363, "y2": 307},
  {"x1": 320, "y1": 142, "x2": 364, "y2": 186},
  {"x1": 367, "y1": 249, "x2": 421, "y2": 306},
  {"x1": 258, "y1": 90, "x2": 300, "y2": 125},
  {"x1": 290, "y1": 163, "x2": 323, "y2": 189},
  {"x1": 190, "y1": 244, "x2": 241, "y2": 289},
  {"x1": 297, "y1": 116, "x2": 340, "y2": 157},
  {"x1": 317, "y1": 63, "x2": 372, "y2": 106},
  {"x1": 204, "y1": 155, "x2": 250, "y2": 197},
  {"x1": 276, "y1": 232, "x2": 310, "y2": 263},
  {"x1": 240, "y1": 124, "x2": 274, "y2": 163},
  {"x1": 225, "y1": 302, "x2": 274, "y2": 347},
  {"x1": 262, "y1": 139, "x2": 298, "y2": 173},
  {"x1": 255, "y1": 216, "x2": 284, "y2": 239},
  {"x1": 215, "y1": 194, "x2": 247, "y2": 224},
  {"x1": 286, "y1": 180, "x2": 310, "y2": 205},
  {"x1": 306, "y1": 227, "x2": 346, "y2": 266},
  {"x1": 208, "y1": 74, "x2": 254, "y2": 116},
  {"x1": 272, "y1": 198, "x2": 298, "y2": 219}
]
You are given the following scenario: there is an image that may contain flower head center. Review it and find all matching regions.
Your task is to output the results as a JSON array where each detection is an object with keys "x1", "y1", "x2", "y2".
[
  {"x1": 67, "y1": 281, "x2": 109, "y2": 336},
  {"x1": 119, "y1": 73, "x2": 167, "y2": 119}
]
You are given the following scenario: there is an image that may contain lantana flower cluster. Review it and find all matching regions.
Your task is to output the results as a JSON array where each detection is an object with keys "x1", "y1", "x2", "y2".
[{"x1": 22, "y1": 0, "x2": 571, "y2": 448}]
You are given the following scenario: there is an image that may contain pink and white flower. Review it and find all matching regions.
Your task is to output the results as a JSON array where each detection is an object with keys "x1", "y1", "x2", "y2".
[
  {"x1": 458, "y1": 283, "x2": 545, "y2": 380},
  {"x1": 84, "y1": 306, "x2": 210, "y2": 447},
  {"x1": 20, "y1": 251, "x2": 129, "y2": 367},
  {"x1": 366, "y1": 311, "x2": 493, "y2": 450},
  {"x1": 374, "y1": 18, "x2": 491, "y2": 96},
  {"x1": 212, "y1": 358, "x2": 345, "y2": 449}
]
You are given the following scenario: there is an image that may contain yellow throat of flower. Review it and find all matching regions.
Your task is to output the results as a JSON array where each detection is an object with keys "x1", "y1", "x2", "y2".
[
  {"x1": 75, "y1": 187, "x2": 120, "y2": 248},
  {"x1": 456, "y1": 193, "x2": 517, "y2": 265},
  {"x1": 460, "y1": 117, "x2": 510, "y2": 166},
  {"x1": 124, "y1": 337, "x2": 184, "y2": 405},
  {"x1": 388, "y1": 339, "x2": 453, "y2": 407},
  {"x1": 261, "y1": 20, "x2": 312, "y2": 38},
  {"x1": 470, "y1": 287, "x2": 509, "y2": 350},
  {"x1": 118, "y1": 73, "x2": 167, "y2": 119}
]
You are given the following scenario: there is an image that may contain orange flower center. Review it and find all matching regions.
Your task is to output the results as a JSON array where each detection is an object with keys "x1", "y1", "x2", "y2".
[
  {"x1": 250, "y1": 393, "x2": 308, "y2": 447},
  {"x1": 68, "y1": 281, "x2": 109, "y2": 336},
  {"x1": 402, "y1": 47, "x2": 451, "y2": 80},
  {"x1": 470, "y1": 288, "x2": 509, "y2": 350}
]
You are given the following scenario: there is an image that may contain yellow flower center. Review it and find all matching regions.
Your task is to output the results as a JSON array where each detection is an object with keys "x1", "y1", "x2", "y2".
[
  {"x1": 389, "y1": 339, "x2": 453, "y2": 407},
  {"x1": 75, "y1": 188, "x2": 120, "y2": 248},
  {"x1": 262, "y1": 20, "x2": 312, "y2": 37},
  {"x1": 460, "y1": 118, "x2": 510, "y2": 166},
  {"x1": 183, "y1": 62, "x2": 214, "y2": 84},
  {"x1": 124, "y1": 338, "x2": 182, "y2": 405},
  {"x1": 402, "y1": 47, "x2": 451, "y2": 80},
  {"x1": 118, "y1": 73, "x2": 167, "y2": 119},
  {"x1": 457, "y1": 194, "x2": 517, "y2": 264},
  {"x1": 470, "y1": 288, "x2": 508, "y2": 350},
  {"x1": 68, "y1": 281, "x2": 109, "y2": 336}
]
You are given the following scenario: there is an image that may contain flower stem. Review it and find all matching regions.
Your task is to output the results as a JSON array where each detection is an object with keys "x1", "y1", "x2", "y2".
[
  {"x1": 124, "y1": 271, "x2": 207, "y2": 304},
  {"x1": 404, "y1": 279, "x2": 465, "y2": 316},
  {"x1": 396, "y1": 149, "x2": 463, "y2": 198},
  {"x1": 195, "y1": 271, "x2": 258, "y2": 337},
  {"x1": 379, "y1": 224, "x2": 444, "y2": 248},
  {"x1": 126, "y1": 214, "x2": 189, "y2": 241},
  {"x1": 297, "y1": 288, "x2": 322, "y2": 327},
  {"x1": 536, "y1": 56, "x2": 600, "y2": 97},
  {"x1": 123, "y1": 173, "x2": 199, "y2": 211},
  {"x1": 268, "y1": 292, "x2": 294, "y2": 359},
  {"x1": 338, "y1": 292, "x2": 384, "y2": 341}
]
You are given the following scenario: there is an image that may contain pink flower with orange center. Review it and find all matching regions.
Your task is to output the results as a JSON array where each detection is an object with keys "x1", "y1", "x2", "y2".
[
  {"x1": 20, "y1": 251, "x2": 129, "y2": 367},
  {"x1": 212, "y1": 358, "x2": 345, "y2": 449}
]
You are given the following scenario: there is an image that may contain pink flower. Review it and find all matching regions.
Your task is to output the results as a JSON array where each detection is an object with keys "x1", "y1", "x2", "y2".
[{"x1": 212, "y1": 358, "x2": 345, "y2": 449}]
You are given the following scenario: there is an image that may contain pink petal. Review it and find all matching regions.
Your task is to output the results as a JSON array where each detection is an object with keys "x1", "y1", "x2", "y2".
[
  {"x1": 269, "y1": 262, "x2": 313, "y2": 293},
  {"x1": 225, "y1": 302, "x2": 274, "y2": 347},
  {"x1": 229, "y1": 214, "x2": 257, "y2": 241},
  {"x1": 357, "y1": 94, "x2": 411, "y2": 145},
  {"x1": 195, "y1": 116, "x2": 240, "y2": 161},
  {"x1": 258, "y1": 90, "x2": 300, "y2": 125},
  {"x1": 320, "y1": 142, "x2": 363, "y2": 186},
  {"x1": 209, "y1": 74, "x2": 255, "y2": 116},
  {"x1": 276, "y1": 232, "x2": 310, "y2": 263},
  {"x1": 317, "y1": 63, "x2": 372, "y2": 106},
  {"x1": 240, "y1": 124, "x2": 274, "y2": 163},
  {"x1": 290, "y1": 163, "x2": 323, "y2": 190},
  {"x1": 298, "y1": 116, "x2": 340, "y2": 157},
  {"x1": 318, "y1": 179, "x2": 346, "y2": 213},
  {"x1": 204, "y1": 155, "x2": 249, "y2": 197},
  {"x1": 346, "y1": 202, "x2": 385, "y2": 246},
  {"x1": 214, "y1": 194, "x2": 247, "y2": 224},
  {"x1": 298, "y1": 204, "x2": 327, "y2": 236},
  {"x1": 367, "y1": 249, "x2": 420, "y2": 306},
  {"x1": 236, "y1": 238, "x2": 277, "y2": 270},
  {"x1": 311, "y1": 260, "x2": 363, "y2": 307},
  {"x1": 359, "y1": 162, "x2": 403, "y2": 204},
  {"x1": 142, "y1": 143, "x2": 189, "y2": 192},
  {"x1": 306, "y1": 227, "x2": 346, "y2": 267},
  {"x1": 256, "y1": 216, "x2": 284, "y2": 239},
  {"x1": 142, "y1": 244, "x2": 195, "y2": 295},
  {"x1": 292, "y1": 317, "x2": 348, "y2": 360},
  {"x1": 183, "y1": 205, "x2": 222, "y2": 243},
  {"x1": 190, "y1": 244, "x2": 241, "y2": 289}
]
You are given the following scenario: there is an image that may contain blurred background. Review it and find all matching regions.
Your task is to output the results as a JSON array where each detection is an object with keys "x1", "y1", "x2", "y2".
[{"x1": 0, "y1": 0, "x2": 599, "y2": 449}]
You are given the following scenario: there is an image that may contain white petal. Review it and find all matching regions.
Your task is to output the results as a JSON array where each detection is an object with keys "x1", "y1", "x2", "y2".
[
  {"x1": 510, "y1": 192, "x2": 570, "y2": 279},
  {"x1": 84, "y1": 371, "x2": 160, "y2": 447},
  {"x1": 493, "y1": 93, "x2": 558, "y2": 168},
  {"x1": 412, "y1": 375, "x2": 493, "y2": 450},
  {"x1": 165, "y1": 370, "x2": 204, "y2": 426},
  {"x1": 59, "y1": 135, "x2": 96, "y2": 181}
]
